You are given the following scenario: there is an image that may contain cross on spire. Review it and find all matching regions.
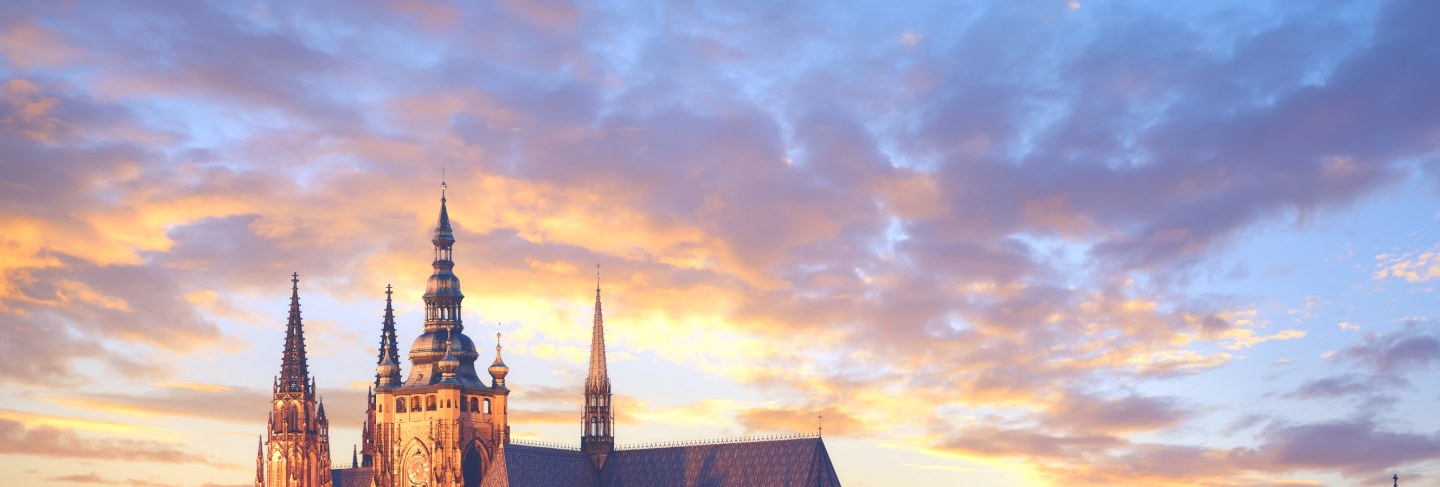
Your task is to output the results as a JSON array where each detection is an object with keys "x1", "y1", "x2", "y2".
[{"x1": 373, "y1": 282, "x2": 402, "y2": 388}]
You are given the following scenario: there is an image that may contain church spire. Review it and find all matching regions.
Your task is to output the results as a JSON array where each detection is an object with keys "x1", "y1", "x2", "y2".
[
  {"x1": 278, "y1": 273, "x2": 310, "y2": 394},
  {"x1": 405, "y1": 180, "x2": 482, "y2": 387},
  {"x1": 254, "y1": 436, "x2": 264, "y2": 487},
  {"x1": 586, "y1": 265, "x2": 608, "y2": 392},
  {"x1": 434, "y1": 180, "x2": 454, "y2": 248},
  {"x1": 582, "y1": 264, "x2": 614, "y2": 470},
  {"x1": 375, "y1": 284, "x2": 402, "y2": 388},
  {"x1": 262, "y1": 273, "x2": 332, "y2": 485},
  {"x1": 423, "y1": 179, "x2": 463, "y2": 334}
]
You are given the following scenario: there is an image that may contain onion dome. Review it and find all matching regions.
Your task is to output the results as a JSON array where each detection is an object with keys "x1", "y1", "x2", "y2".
[
  {"x1": 438, "y1": 330, "x2": 460, "y2": 383},
  {"x1": 376, "y1": 360, "x2": 399, "y2": 385},
  {"x1": 489, "y1": 332, "x2": 509, "y2": 388}
]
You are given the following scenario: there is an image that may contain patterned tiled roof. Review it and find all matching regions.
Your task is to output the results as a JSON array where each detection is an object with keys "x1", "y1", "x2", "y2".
[
  {"x1": 483, "y1": 443, "x2": 600, "y2": 487},
  {"x1": 601, "y1": 437, "x2": 842, "y2": 487}
]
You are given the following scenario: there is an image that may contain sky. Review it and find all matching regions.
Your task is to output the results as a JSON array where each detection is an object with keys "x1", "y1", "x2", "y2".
[{"x1": 1, "y1": 0, "x2": 1439, "y2": 485}]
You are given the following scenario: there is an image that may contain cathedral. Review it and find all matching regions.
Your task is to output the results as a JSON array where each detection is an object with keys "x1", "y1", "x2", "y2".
[{"x1": 255, "y1": 183, "x2": 843, "y2": 486}]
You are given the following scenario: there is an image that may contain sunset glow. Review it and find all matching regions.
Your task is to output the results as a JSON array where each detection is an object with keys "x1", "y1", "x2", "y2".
[{"x1": 2, "y1": 1, "x2": 1440, "y2": 486}]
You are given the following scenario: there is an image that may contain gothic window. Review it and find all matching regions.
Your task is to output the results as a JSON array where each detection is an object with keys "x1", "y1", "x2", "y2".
[
  {"x1": 426, "y1": 395, "x2": 437, "y2": 411},
  {"x1": 411, "y1": 396, "x2": 420, "y2": 410},
  {"x1": 396, "y1": 398, "x2": 406, "y2": 413},
  {"x1": 285, "y1": 404, "x2": 298, "y2": 431},
  {"x1": 470, "y1": 397, "x2": 479, "y2": 412},
  {"x1": 482, "y1": 398, "x2": 491, "y2": 414}
]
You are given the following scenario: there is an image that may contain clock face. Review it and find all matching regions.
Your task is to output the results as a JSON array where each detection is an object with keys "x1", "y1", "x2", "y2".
[{"x1": 405, "y1": 450, "x2": 430, "y2": 486}]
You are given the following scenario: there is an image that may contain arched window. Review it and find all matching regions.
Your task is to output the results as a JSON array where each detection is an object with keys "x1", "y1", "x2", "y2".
[
  {"x1": 410, "y1": 396, "x2": 420, "y2": 410},
  {"x1": 396, "y1": 398, "x2": 406, "y2": 413},
  {"x1": 426, "y1": 395, "x2": 437, "y2": 411},
  {"x1": 483, "y1": 398, "x2": 491, "y2": 414},
  {"x1": 470, "y1": 397, "x2": 479, "y2": 412},
  {"x1": 285, "y1": 405, "x2": 298, "y2": 431}
]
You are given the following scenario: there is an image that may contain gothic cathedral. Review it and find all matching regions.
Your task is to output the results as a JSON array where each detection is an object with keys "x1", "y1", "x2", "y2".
[{"x1": 254, "y1": 183, "x2": 841, "y2": 487}]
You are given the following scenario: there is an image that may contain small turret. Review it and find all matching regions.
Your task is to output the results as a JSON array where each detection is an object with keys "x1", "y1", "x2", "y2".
[
  {"x1": 438, "y1": 329, "x2": 460, "y2": 383},
  {"x1": 489, "y1": 332, "x2": 509, "y2": 388}
]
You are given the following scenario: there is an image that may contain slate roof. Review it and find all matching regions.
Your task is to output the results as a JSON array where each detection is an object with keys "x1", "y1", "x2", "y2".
[
  {"x1": 601, "y1": 437, "x2": 841, "y2": 487},
  {"x1": 482, "y1": 443, "x2": 600, "y2": 487},
  {"x1": 465, "y1": 436, "x2": 843, "y2": 486}
]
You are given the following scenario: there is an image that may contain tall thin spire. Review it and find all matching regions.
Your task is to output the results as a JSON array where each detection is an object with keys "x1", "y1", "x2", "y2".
[
  {"x1": 375, "y1": 284, "x2": 402, "y2": 388},
  {"x1": 582, "y1": 264, "x2": 614, "y2": 469},
  {"x1": 279, "y1": 273, "x2": 310, "y2": 393},
  {"x1": 586, "y1": 264, "x2": 608, "y2": 392},
  {"x1": 254, "y1": 436, "x2": 264, "y2": 487}
]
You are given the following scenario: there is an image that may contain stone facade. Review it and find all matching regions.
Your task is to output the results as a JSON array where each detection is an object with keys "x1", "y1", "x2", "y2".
[
  {"x1": 256, "y1": 274, "x2": 333, "y2": 487},
  {"x1": 255, "y1": 183, "x2": 841, "y2": 486}
]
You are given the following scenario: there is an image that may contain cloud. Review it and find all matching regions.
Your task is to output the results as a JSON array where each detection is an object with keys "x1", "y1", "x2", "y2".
[
  {"x1": 1338, "y1": 319, "x2": 1440, "y2": 376},
  {"x1": 933, "y1": 424, "x2": 1126, "y2": 461},
  {"x1": 933, "y1": 418, "x2": 1440, "y2": 485},
  {"x1": 0, "y1": 418, "x2": 231, "y2": 467},
  {"x1": 0, "y1": 0, "x2": 1437, "y2": 485},
  {"x1": 1043, "y1": 392, "x2": 1191, "y2": 434},
  {"x1": 1374, "y1": 243, "x2": 1440, "y2": 283},
  {"x1": 1239, "y1": 419, "x2": 1440, "y2": 476},
  {"x1": 44, "y1": 473, "x2": 181, "y2": 487},
  {"x1": 1280, "y1": 375, "x2": 1386, "y2": 400},
  {"x1": 738, "y1": 406, "x2": 870, "y2": 437},
  {"x1": 45, "y1": 384, "x2": 369, "y2": 434}
]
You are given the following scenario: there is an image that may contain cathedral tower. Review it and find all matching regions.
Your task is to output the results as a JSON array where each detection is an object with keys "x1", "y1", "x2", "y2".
[
  {"x1": 258, "y1": 273, "x2": 332, "y2": 486},
  {"x1": 582, "y1": 268, "x2": 615, "y2": 470},
  {"x1": 369, "y1": 181, "x2": 510, "y2": 487}
]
